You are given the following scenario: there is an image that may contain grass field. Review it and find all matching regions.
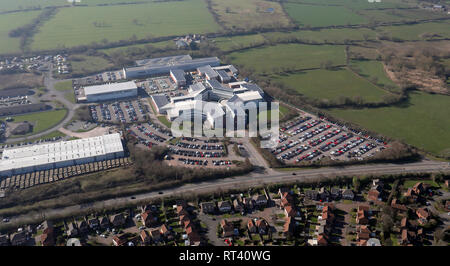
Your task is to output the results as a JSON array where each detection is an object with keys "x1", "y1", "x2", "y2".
[
  {"x1": 349, "y1": 59, "x2": 399, "y2": 92},
  {"x1": 228, "y1": 43, "x2": 346, "y2": 73},
  {"x1": 328, "y1": 91, "x2": 450, "y2": 156},
  {"x1": 68, "y1": 54, "x2": 113, "y2": 76},
  {"x1": 212, "y1": 34, "x2": 266, "y2": 52},
  {"x1": 377, "y1": 21, "x2": 450, "y2": 41},
  {"x1": 5, "y1": 109, "x2": 68, "y2": 136},
  {"x1": 209, "y1": 0, "x2": 292, "y2": 30},
  {"x1": 0, "y1": 11, "x2": 40, "y2": 54},
  {"x1": 283, "y1": 0, "x2": 412, "y2": 10},
  {"x1": 358, "y1": 8, "x2": 447, "y2": 24},
  {"x1": 99, "y1": 40, "x2": 174, "y2": 56},
  {"x1": 269, "y1": 68, "x2": 391, "y2": 103},
  {"x1": 263, "y1": 27, "x2": 377, "y2": 43},
  {"x1": 30, "y1": 0, "x2": 220, "y2": 51},
  {"x1": 283, "y1": 3, "x2": 368, "y2": 27},
  {"x1": 54, "y1": 80, "x2": 76, "y2": 103}
]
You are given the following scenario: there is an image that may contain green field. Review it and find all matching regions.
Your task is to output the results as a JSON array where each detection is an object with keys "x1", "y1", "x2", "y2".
[
  {"x1": 283, "y1": 0, "x2": 412, "y2": 10},
  {"x1": 358, "y1": 8, "x2": 447, "y2": 23},
  {"x1": 328, "y1": 91, "x2": 450, "y2": 156},
  {"x1": 209, "y1": 0, "x2": 292, "y2": 30},
  {"x1": 349, "y1": 60, "x2": 399, "y2": 92},
  {"x1": 377, "y1": 21, "x2": 450, "y2": 41},
  {"x1": 68, "y1": 54, "x2": 113, "y2": 76},
  {"x1": 30, "y1": 0, "x2": 220, "y2": 51},
  {"x1": 213, "y1": 34, "x2": 266, "y2": 52},
  {"x1": 283, "y1": 3, "x2": 368, "y2": 27},
  {"x1": 4, "y1": 109, "x2": 68, "y2": 136},
  {"x1": 263, "y1": 28, "x2": 377, "y2": 43},
  {"x1": 99, "y1": 40, "x2": 174, "y2": 56},
  {"x1": 269, "y1": 68, "x2": 391, "y2": 103},
  {"x1": 228, "y1": 43, "x2": 346, "y2": 73},
  {"x1": 54, "y1": 80, "x2": 76, "y2": 103},
  {"x1": 0, "y1": 11, "x2": 40, "y2": 54}
]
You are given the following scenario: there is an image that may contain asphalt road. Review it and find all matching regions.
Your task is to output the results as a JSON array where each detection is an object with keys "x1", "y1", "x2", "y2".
[
  {"x1": 4, "y1": 66, "x2": 79, "y2": 143},
  {"x1": 2, "y1": 159, "x2": 449, "y2": 227}
]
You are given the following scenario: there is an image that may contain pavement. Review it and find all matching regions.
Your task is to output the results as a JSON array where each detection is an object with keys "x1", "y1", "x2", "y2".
[{"x1": 4, "y1": 65, "x2": 80, "y2": 143}]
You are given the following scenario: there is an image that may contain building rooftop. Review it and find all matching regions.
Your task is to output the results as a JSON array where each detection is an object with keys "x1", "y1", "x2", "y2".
[
  {"x1": 0, "y1": 133, "x2": 123, "y2": 173},
  {"x1": 84, "y1": 81, "x2": 137, "y2": 96}
]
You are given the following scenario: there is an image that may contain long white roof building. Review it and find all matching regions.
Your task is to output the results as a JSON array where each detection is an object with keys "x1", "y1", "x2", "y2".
[{"x1": 0, "y1": 133, "x2": 124, "y2": 176}]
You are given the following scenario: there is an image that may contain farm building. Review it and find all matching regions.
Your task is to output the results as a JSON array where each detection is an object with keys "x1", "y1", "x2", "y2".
[
  {"x1": 124, "y1": 55, "x2": 220, "y2": 79},
  {"x1": 80, "y1": 81, "x2": 138, "y2": 102},
  {"x1": 0, "y1": 133, "x2": 124, "y2": 177}
]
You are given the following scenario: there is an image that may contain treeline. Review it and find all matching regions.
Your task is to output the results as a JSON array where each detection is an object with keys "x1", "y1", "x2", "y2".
[{"x1": 8, "y1": 7, "x2": 58, "y2": 52}]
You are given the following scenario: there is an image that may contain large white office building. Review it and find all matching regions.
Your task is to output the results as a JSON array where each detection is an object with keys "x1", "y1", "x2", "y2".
[
  {"x1": 80, "y1": 81, "x2": 138, "y2": 102},
  {"x1": 0, "y1": 133, "x2": 124, "y2": 177}
]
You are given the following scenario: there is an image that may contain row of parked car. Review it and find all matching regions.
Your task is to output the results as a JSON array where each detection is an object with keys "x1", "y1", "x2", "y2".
[
  {"x1": 169, "y1": 147, "x2": 224, "y2": 158},
  {"x1": 174, "y1": 142, "x2": 224, "y2": 151},
  {"x1": 280, "y1": 116, "x2": 312, "y2": 132}
]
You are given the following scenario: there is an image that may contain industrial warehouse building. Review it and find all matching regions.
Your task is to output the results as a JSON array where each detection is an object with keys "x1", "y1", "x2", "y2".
[
  {"x1": 0, "y1": 133, "x2": 124, "y2": 177},
  {"x1": 79, "y1": 81, "x2": 138, "y2": 102},
  {"x1": 123, "y1": 55, "x2": 220, "y2": 79}
]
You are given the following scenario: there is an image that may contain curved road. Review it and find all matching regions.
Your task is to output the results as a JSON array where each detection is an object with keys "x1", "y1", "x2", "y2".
[
  {"x1": 4, "y1": 66, "x2": 79, "y2": 143},
  {"x1": 2, "y1": 159, "x2": 449, "y2": 226}
]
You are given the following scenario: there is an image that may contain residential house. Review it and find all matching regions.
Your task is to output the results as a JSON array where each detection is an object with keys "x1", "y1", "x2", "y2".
[
  {"x1": 416, "y1": 208, "x2": 430, "y2": 225},
  {"x1": 283, "y1": 217, "x2": 295, "y2": 237},
  {"x1": 110, "y1": 213, "x2": 126, "y2": 227},
  {"x1": 368, "y1": 189, "x2": 381, "y2": 202},
  {"x1": 160, "y1": 224, "x2": 172, "y2": 239},
  {"x1": 372, "y1": 179, "x2": 384, "y2": 188},
  {"x1": 400, "y1": 217, "x2": 408, "y2": 229},
  {"x1": 112, "y1": 234, "x2": 128, "y2": 246},
  {"x1": 141, "y1": 210, "x2": 158, "y2": 227},
  {"x1": 318, "y1": 187, "x2": 330, "y2": 201},
  {"x1": 356, "y1": 225, "x2": 371, "y2": 242},
  {"x1": 77, "y1": 220, "x2": 89, "y2": 234},
  {"x1": 186, "y1": 226, "x2": 201, "y2": 246},
  {"x1": 220, "y1": 219, "x2": 235, "y2": 238},
  {"x1": 242, "y1": 197, "x2": 255, "y2": 210},
  {"x1": 140, "y1": 230, "x2": 151, "y2": 244},
  {"x1": 100, "y1": 216, "x2": 110, "y2": 229},
  {"x1": 356, "y1": 205, "x2": 370, "y2": 225},
  {"x1": 317, "y1": 234, "x2": 328, "y2": 246},
  {"x1": 278, "y1": 187, "x2": 291, "y2": 198},
  {"x1": 255, "y1": 219, "x2": 269, "y2": 235},
  {"x1": 218, "y1": 201, "x2": 232, "y2": 213},
  {"x1": 176, "y1": 205, "x2": 187, "y2": 216},
  {"x1": 284, "y1": 205, "x2": 296, "y2": 218},
  {"x1": 412, "y1": 182, "x2": 426, "y2": 195},
  {"x1": 342, "y1": 189, "x2": 354, "y2": 200},
  {"x1": 0, "y1": 234, "x2": 9, "y2": 246},
  {"x1": 445, "y1": 200, "x2": 450, "y2": 212},
  {"x1": 88, "y1": 218, "x2": 100, "y2": 230},
  {"x1": 179, "y1": 214, "x2": 190, "y2": 226},
  {"x1": 41, "y1": 231, "x2": 54, "y2": 246},
  {"x1": 305, "y1": 190, "x2": 318, "y2": 201},
  {"x1": 42, "y1": 220, "x2": 54, "y2": 235},
  {"x1": 247, "y1": 219, "x2": 257, "y2": 234},
  {"x1": 233, "y1": 199, "x2": 244, "y2": 213},
  {"x1": 252, "y1": 195, "x2": 268, "y2": 207},
  {"x1": 200, "y1": 202, "x2": 216, "y2": 214},
  {"x1": 10, "y1": 231, "x2": 27, "y2": 246},
  {"x1": 67, "y1": 223, "x2": 79, "y2": 237},
  {"x1": 149, "y1": 228, "x2": 161, "y2": 242},
  {"x1": 444, "y1": 180, "x2": 449, "y2": 188},
  {"x1": 391, "y1": 198, "x2": 408, "y2": 212},
  {"x1": 330, "y1": 188, "x2": 341, "y2": 199}
]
